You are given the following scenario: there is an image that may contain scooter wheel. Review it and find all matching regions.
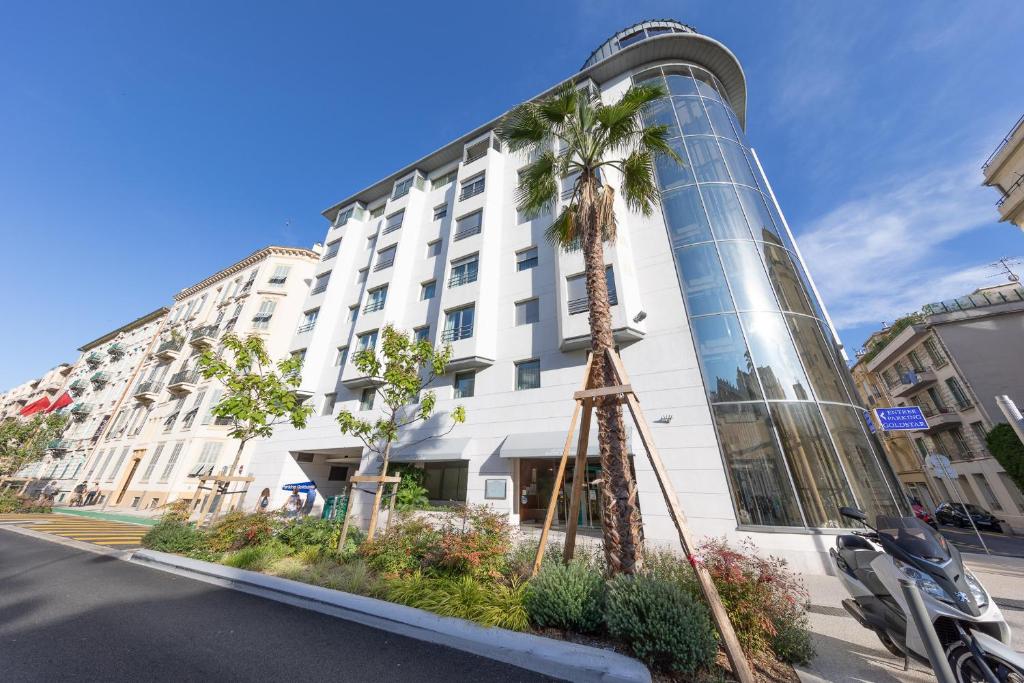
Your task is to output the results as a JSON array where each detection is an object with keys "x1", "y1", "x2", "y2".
[{"x1": 947, "y1": 644, "x2": 1024, "y2": 683}]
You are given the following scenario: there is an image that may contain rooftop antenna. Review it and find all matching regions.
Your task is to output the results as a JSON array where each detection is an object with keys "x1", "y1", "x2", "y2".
[{"x1": 988, "y1": 257, "x2": 1022, "y2": 283}]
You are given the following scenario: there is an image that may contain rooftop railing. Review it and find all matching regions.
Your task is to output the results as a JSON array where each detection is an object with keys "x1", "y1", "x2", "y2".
[
  {"x1": 983, "y1": 113, "x2": 1024, "y2": 171},
  {"x1": 922, "y1": 286, "x2": 1024, "y2": 315}
]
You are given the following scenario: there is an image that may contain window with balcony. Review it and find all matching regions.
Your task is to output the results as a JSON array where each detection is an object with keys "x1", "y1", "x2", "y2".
[
  {"x1": 298, "y1": 308, "x2": 319, "y2": 333},
  {"x1": 433, "y1": 204, "x2": 448, "y2": 221},
  {"x1": 323, "y1": 239, "x2": 341, "y2": 259},
  {"x1": 454, "y1": 211, "x2": 483, "y2": 241},
  {"x1": 364, "y1": 286, "x2": 388, "y2": 313},
  {"x1": 335, "y1": 346, "x2": 348, "y2": 367},
  {"x1": 454, "y1": 371, "x2": 476, "y2": 398},
  {"x1": 252, "y1": 300, "x2": 276, "y2": 330},
  {"x1": 443, "y1": 306, "x2": 475, "y2": 342},
  {"x1": 268, "y1": 265, "x2": 291, "y2": 287},
  {"x1": 383, "y1": 210, "x2": 404, "y2": 235},
  {"x1": 970, "y1": 421, "x2": 988, "y2": 451},
  {"x1": 357, "y1": 330, "x2": 378, "y2": 353},
  {"x1": 459, "y1": 173, "x2": 485, "y2": 201},
  {"x1": 322, "y1": 393, "x2": 337, "y2": 416},
  {"x1": 181, "y1": 389, "x2": 206, "y2": 431},
  {"x1": 907, "y1": 350, "x2": 925, "y2": 371},
  {"x1": 516, "y1": 359, "x2": 541, "y2": 390},
  {"x1": 414, "y1": 326, "x2": 430, "y2": 343},
  {"x1": 360, "y1": 388, "x2": 375, "y2": 411},
  {"x1": 923, "y1": 338, "x2": 947, "y2": 367},
  {"x1": 516, "y1": 247, "x2": 538, "y2": 271},
  {"x1": 449, "y1": 254, "x2": 479, "y2": 287},
  {"x1": 432, "y1": 170, "x2": 457, "y2": 189},
  {"x1": 567, "y1": 266, "x2": 617, "y2": 314},
  {"x1": 312, "y1": 272, "x2": 331, "y2": 295},
  {"x1": 392, "y1": 176, "x2": 414, "y2": 199},
  {"x1": 375, "y1": 245, "x2": 396, "y2": 271},
  {"x1": 515, "y1": 298, "x2": 540, "y2": 326},
  {"x1": 421, "y1": 280, "x2": 437, "y2": 300}
]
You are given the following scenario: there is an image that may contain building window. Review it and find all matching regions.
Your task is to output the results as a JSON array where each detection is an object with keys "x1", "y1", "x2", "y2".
[
  {"x1": 356, "y1": 330, "x2": 378, "y2": 353},
  {"x1": 357, "y1": 268, "x2": 368, "y2": 284},
  {"x1": 392, "y1": 177, "x2": 414, "y2": 199},
  {"x1": 454, "y1": 371, "x2": 475, "y2": 398},
  {"x1": 328, "y1": 465, "x2": 349, "y2": 481},
  {"x1": 945, "y1": 378, "x2": 971, "y2": 410},
  {"x1": 515, "y1": 298, "x2": 540, "y2": 326},
  {"x1": 972, "y1": 474, "x2": 1003, "y2": 511},
  {"x1": 414, "y1": 326, "x2": 430, "y2": 343},
  {"x1": 431, "y1": 170, "x2": 457, "y2": 189},
  {"x1": 516, "y1": 247, "x2": 538, "y2": 271},
  {"x1": 335, "y1": 346, "x2": 348, "y2": 367},
  {"x1": 298, "y1": 309, "x2": 319, "y2": 333},
  {"x1": 322, "y1": 393, "x2": 336, "y2": 416},
  {"x1": 970, "y1": 422, "x2": 988, "y2": 452},
  {"x1": 464, "y1": 138, "x2": 489, "y2": 164},
  {"x1": 359, "y1": 388, "x2": 375, "y2": 411},
  {"x1": 448, "y1": 254, "x2": 479, "y2": 287},
  {"x1": 312, "y1": 272, "x2": 331, "y2": 295},
  {"x1": 433, "y1": 204, "x2": 448, "y2": 221},
  {"x1": 375, "y1": 245, "x2": 397, "y2": 271},
  {"x1": 251, "y1": 300, "x2": 276, "y2": 329},
  {"x1": 567, "y1": 266, "x2": 617, "y2": 315},
  {"x1": 421, "y1": 280, "x2": 437, "y2": 300},
  {"x1": 923, "y1": 338, "x2": 947, "y2": 367},
  {"x1": 335, "y1": 206, "x2": 355, "y2": 226},
  {"x1": 364, "y1": 286, "x2": 388, "y2": 313},
  {"x1": 369, "y1": 205, "x2": 385, "y2": 219},
  {"x1": 459, "y1": 173, "x2": 486, "y2": 201},
  {"x1": 454, "y1": 210, "x2": 482, "y2": 241},
  {"x1": 158, "y1": 441, "x2": 184, "y2": 483},
  {"x1": 291, "y1": 349, "x2": 306, "y2": 361},
  {"x1": 515, "y1": 359, "x2": 541, "y2": 390},
  {"x1": 426, "y1": 240, "x2": 441, "y2": 258},
  {"x1": 324, "y1": 240, "x2": 341, "y2": 259},
  {"x1": 384, "y1": 210, "x2": 405, "y2": 235},
  {"x1": 443, "y1": 306, "x2": 475, "y2": 342},
  {"x1": 349, "y1": 305, "x2": 358, "y2": 323},
  {"x1": 268, "y1": 265, "x2": 291, "y2": 287},
  {"x1": 423, "y1": 461, "x2": 468, "y2": 502}
]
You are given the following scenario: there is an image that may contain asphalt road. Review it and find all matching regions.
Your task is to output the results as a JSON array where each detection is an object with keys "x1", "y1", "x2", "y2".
[
  {"x1": 0, "y1": 531, "x2": 556, "y2": 683},
  {"x1": 938, "y1": 523, "x2": 1024, "y2": 558}
]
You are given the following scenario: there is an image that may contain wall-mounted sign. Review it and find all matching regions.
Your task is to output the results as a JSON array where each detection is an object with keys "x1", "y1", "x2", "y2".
[{"x1": 874, "y1": 406, "x2": 928, "y2": 431}]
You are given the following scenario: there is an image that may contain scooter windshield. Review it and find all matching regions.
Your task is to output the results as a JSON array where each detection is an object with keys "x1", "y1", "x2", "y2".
[{"x1": 876, "y1": 515, "x2": 950, "y2": 562}]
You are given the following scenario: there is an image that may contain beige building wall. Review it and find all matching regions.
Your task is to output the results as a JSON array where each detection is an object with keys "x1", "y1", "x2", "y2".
[{"x1": 983, "y1": 113, "x2": 1024, "y2": 230}]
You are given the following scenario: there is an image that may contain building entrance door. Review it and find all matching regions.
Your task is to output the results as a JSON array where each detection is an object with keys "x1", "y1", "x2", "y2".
[
  {"x1": 518, "y1": 457, "x2": 602, "y2": 529},
  {"x1": 114, "y1": 451, "x2": 145, "y2": 505}
]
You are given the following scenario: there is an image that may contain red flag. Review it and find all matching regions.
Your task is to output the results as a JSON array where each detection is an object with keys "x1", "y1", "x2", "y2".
[
  {"x1": 19, "y1": 396, "x2": 51, "y2": 417},
  {"x1": 46, "y1": 392, "x2": 73, "y2": 413}
]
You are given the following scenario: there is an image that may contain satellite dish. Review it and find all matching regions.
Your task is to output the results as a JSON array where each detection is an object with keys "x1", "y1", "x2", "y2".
[{"x1": 1009, "y1": 273, "x2": 1020, "y2": 283}]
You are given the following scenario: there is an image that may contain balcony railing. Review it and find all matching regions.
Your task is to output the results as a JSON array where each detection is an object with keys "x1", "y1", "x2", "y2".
[
  {"x1": 920, "y1": 404, "x2": 954, "y2": 418},
  {"x1": 568, "y1": 290, "x2": 618, "y2": 315},
  {"x1": 448, "y1": 269, "x2": 478, "y2": 288},
  {"x1": 90, "y1": 371, "x2": 110, "y2": 385},
  {"x1": 923, "y1": 286, "x2": 1024, "y2": 315},
  {"x1": 954, "y1": 398, "x2": 974, "y2": 411},
  {"x1": 459, "y1": 181, "x2": 485, "y2": 201},
  {"x1": 363, "y1": 298, "x2": 386, "y2": 314},
  {"x1": 373, "y1": 257, "x2": 394, "y2": 272},
  {"x1": 47, "y1": 439, "x2": 71, "y2": 452},
  {"x1": 441, "y1": 325, "x2": 474, "y2": 342},
  {"x1": 134, "y1": 380, "x2": 164, "y2": 398},
  {"x1": 983, "y1": 113, "x2": 1024, "y2": 170},
  {"x1": 108, "y1": 343, "x2": 126, "y2": 357},
  {"x1": 155, "y1": 338, "x2": 184, "y2": 356},
  {"x1": 891, "y1": 367, "x2": 937, "y2": 398},
  {"x1": 297, "y1": 321, "x2": 317, "y2": 334},
  {"x1": 190, "y1": 325, "x2": 219, "y2": 345},
  {"x1": 70, "y1": 403, "x2": 92, "y2": 417},
  {"x1": 453, "y1": 224, "x2": 481, "y2": 241},
  {"x1": 85, "y1": 352, "x2": 105, "y2": 366},
  {"x1": 169, "y1": 369, "x2": 200, "y2": 387},
  {"x1": 69, "y1": 379, "x2": 86, "y2": 393}
]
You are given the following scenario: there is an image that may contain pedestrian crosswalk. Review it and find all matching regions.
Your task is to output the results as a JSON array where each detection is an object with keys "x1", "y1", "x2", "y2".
[{"x1": 0, "y1": 513, "x2": 150, "y2": 548}]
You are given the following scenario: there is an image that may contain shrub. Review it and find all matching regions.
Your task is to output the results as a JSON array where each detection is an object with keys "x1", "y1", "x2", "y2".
[
  {"x1": 360, "y1": 514, "x2": 440, "y2": 575},
  {"x1": 267, "y1": 556, "x2": 384, "y2": 596},
  {"x1": 208, "y1": 512, "x2": 281, "y2": 552},
  {"x1": 142, "y1": 521, "x2": 209, "y2": 555},
  {"x1": 426, "y1": 505, "x2": 511, "y2": 579},
  {"x1": 695, "y1": 537, "x2": 814, "y2": 662},
  {"x1": 389, "y1": 464, "x2": 430, "y2": 511},
  {"x1": 0, "y1": 489, "x2": 50, "y2": 513},
  {"x1": 605, "y1": 574, "x2": 718, "y2": 676},
  {"x1": 386, "y1": 572, "x2": 529, "y2": 631},
  {"x1": 526, "y1": 561, "x2": 604, "y2": 633},
  {"x1": 222, "y1": 540, "x2": 291, "y2": 571},
  {"x1": 161, "y1": 499, "x2": 192, "y2": 524},
  {"x1": 986, "y1": 423, "x2": 1024, "y2": 494},
  {"x1": 276, "y1": 517, "x2": 340, "y2": 553}
]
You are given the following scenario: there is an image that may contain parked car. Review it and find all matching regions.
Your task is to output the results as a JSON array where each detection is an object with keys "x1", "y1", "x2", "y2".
[
  {"x1": 911, "y1": 500, "x2": 938, "y2": 529},
  {"x1": 934, "y1": 501, "x2": 1004, "y2": 532}
]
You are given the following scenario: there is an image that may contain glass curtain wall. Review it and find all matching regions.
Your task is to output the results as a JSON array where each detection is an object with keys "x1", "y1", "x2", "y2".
[{"x1": 638, "y1": 63, "x2": 902, "y2": 528}]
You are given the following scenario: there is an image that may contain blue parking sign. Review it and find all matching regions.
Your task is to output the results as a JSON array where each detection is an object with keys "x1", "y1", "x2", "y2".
[{"x1": 874, "y1": 406, "x2": 928, "y2": 431}]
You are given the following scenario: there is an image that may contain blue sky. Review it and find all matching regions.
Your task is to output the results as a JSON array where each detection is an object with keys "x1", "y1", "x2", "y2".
[{"x1": 1, "y1": 1, "x2": 1022, "y2": 390}]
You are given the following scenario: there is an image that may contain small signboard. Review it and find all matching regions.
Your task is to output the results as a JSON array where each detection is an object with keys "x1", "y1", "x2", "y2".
[
  {"x1": 874, "y1": 406, "x2": 928, "y2": 431},
  {"x1": 863, "y1": 411, "x2": 876, "y2": 434},
  {"x1": 925, "y1": 454, "x2": 958, "y2": 480},
  {"x1": 282, "y1": 481, "x2": 317, "y2": 492}
]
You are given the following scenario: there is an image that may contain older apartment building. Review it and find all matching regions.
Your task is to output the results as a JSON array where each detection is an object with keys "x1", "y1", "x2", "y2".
[
  {"x1": 852, "y1": 283, "x2": 1024, "y2": 532},
  {"x1": 0, "y1": 363, "x2": 72, "y2": 420},
  {"x1": 983, "y1": 113, "x2": 1024, "y2": 230},
  {"x1": 78, "y1": 246, "x2": 319, "y2": 511},
  {"x1": 245, "y1": 19, "x2": 903, "y2": 572},
  {"x1": 8, "y1": 309, "x2": 168, "y2": 500}
]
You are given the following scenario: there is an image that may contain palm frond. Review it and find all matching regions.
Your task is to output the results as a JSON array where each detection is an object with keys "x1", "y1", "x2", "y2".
[
  {"x1": 637, "y1": 123, "x2": 681, "y2": 164},
  {"x1": 619, "y1": 150, "x2": 661, "y2": 216},
  {"x1": 544, "y1": 207, "x2": 579, "y2": 249},
  {"x1": 537, "y1": 82, "x2": 578, "y2": 129},
  {"x1": 595, "y1": 83, "x2": 668, "y2": 153},
  {"x1": 515, "y1": 149, "x2": 560, "y2": 218},
  {"x1": 495, "y1": 102, "x2": 551, "y2": 153}
]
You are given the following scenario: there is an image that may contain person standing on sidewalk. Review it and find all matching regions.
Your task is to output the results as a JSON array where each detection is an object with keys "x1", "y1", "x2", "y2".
[
  {"x1": 85, "y1": 482, "x2": 100, "y2": 506},
  {"x1": 70, "y1": 482, "x2": 86, "y2": 507}
]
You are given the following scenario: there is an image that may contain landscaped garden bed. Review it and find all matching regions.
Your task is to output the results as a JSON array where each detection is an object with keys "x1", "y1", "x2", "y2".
[
  {"x1": 0, "y1": 488, "x2": 51, "y2": 513},
  {"x1": 142, "y1": 502, "x2": 812, "y2": 681}
]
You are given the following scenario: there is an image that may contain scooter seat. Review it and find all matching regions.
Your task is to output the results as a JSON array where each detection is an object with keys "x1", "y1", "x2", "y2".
[{"x1": 837, "y1": 534, "x2": 874, "y2": 551}]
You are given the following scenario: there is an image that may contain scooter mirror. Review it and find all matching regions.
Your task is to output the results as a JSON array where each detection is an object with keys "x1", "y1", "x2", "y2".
[{"x1": 839, "y1": 506, "x2": 867, "y2": 522}]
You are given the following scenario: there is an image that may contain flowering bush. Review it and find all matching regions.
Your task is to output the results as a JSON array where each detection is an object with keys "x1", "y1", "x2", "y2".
[
  {"x1": 360, "y1": 514, "x2": 440, "y2": 574},
  {"x1": 207, "y1": 512, "x2": 281, "y2": 552},
  {"x1": 426, "y1": 505, "x2": 511, "y2": 579}
]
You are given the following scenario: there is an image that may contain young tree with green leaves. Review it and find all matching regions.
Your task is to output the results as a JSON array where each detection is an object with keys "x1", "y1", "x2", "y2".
[
  {"x1": 336, "y1": 324, "x2": 466, "y2": 540},
  {"x1": 198, "y1": 334, "x2": 313, "y2": 518},
  {"x1": 0, "y1": 413, "x2": 69, "y2": 480},
  {"x1": 496, "y1": 80, "x2": 678, "y2": 575}
]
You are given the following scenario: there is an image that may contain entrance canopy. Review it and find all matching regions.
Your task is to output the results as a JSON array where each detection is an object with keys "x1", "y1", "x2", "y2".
[
  {"x1": 391, "y1": 437, "x2": 476, "y2": 463},
  {"x1": 498, "y1": 430, "x2": 632, "y2": 459}
]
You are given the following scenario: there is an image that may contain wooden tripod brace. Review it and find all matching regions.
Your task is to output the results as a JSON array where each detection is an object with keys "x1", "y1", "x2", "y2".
[{"x1": 530, "y1": 348, "x2": 755, "y2": 683}]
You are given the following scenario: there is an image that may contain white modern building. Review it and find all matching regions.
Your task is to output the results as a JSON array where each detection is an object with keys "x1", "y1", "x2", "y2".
[{"x1": 246, "y1": 20, "x2": 903, "y2": 571}]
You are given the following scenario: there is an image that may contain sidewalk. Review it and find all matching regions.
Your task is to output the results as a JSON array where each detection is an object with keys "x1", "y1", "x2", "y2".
[
  {"x1": 54, "y1": 507, "x2": 159, "y2": 526},
  {"x1": 797, "y1": 553, "x2": 1024, "y2": 682}
]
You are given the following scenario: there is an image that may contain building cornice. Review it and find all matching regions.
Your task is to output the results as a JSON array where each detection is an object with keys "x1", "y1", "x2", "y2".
[
  {"x1": 78, "y1": 307, "x2": 170, "y2": 352},
  {"x1": 173, "y1": 245, "x2": 319, "y2": 301},
  {"x1": 320, "y1": 28, "x2": 746, "y2": 222}
]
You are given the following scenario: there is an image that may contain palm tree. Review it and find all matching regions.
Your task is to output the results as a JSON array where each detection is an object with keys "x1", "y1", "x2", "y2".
[{"x1": 496, "y1": 81, "x2": 679, "y2": 575}]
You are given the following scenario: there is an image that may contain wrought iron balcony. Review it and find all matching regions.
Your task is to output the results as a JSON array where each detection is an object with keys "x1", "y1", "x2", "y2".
[
  {"x1": 441, "y1": 324, "x2": 474, "y2": 342},
  {"x1": 70, "y1": 403, "x2": 92, "y2": 417},
  {"x1": 890, "y1": 368, "x2": 937, "y2": 398},
  {"x1": 108, "y1": 342, "x2": 126, "y2": 357},
  {"x1": 453, "y1": 224, "x2": 481, "y2": 241},
  {"x1": 85, "y1": 351, "x2": 105, "y2": 366},
  {"x1": 448, "y1": 269, "x2": 478, "y2": 288},
  {"x1": 168, "y1": 369, "x2": 201, "y2": 393},
  {"x1": 154, "y1": 337, "x2": 185, "y2": 359},
  {"x1": 189, "y1": 325, "x2": 219, "y2": 346},
  {"x1": 47, "y1": 439, "x2": 71, "y2": 452},
  {"x1": 362, "y1": 298, "x2": 386, "y2": 314},
  {"x1": 90, "y1": 371, "x2": 110, "y2": 386},
  {"x1": 134, "y1": 380, "x2": 164, "y2": 402},
  {"x1": 69, "y1": 379, "x2": 86, "y2": 393}
]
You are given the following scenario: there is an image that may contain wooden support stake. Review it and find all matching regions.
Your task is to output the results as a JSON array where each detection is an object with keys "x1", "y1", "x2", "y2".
[
  {"x1": 604, "y1": 349, "x2": 755, "y2": 683},
  {"x1": 385, "y1": 480, "x2": 399, "y2": 532},
  {"x1": 563, "y1": 398, "x2": 593, "y2": 562},
  {"x1": 573, "y1": 384, "x2": 631, "y2": 400},
  {"x1": 336, "y1": 481, "x2": 355, "y2": 553}
]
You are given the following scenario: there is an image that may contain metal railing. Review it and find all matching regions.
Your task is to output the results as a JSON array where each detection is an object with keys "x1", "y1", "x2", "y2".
[
  {"x1": 568, "y1": 290, "x2": 618, "y2": 315},
  {"x1": 134, "y1": 380, "x2": 164, "y2": 396},
  {"x1": 297, "y1": 321, "x2": 316, "y2": 334},
  {"x1": 156, "y1": 338, "x2": 184, "y2": 355},
  {"x1": 70, "y1": 403, "x2": 92, "y2": 416},
  {"x1": 448, "y1": 269, "x2": 478, "y2": 287},
  {"x1": 86, "y1": 352, "x2": 104, "y2": 366},
  {"x1": 108, "y1": 343, "x2": 126, "y2": 357},
  {"x1": 323, "y1": 244, "x2": 340, "y2": 260},
  {"x1": 996, "y1": 174, "x2": 1024, "y2": 208},
  {"x1": 69, "y1": 379, "x2": 86, "y2": 392},
  {"x1": 464, "y1": 142, "x2": 488, "y2": 164},
  {"x1": 922, "y1": 286, "x2": 1024, "y2": 315},
  {"x1": 373, "y1": 257, "x2": 394, "y2": 271},
  {"x1": 459, "y1": 181, "x2": 485, "y2": 201},
  {"x1": 453, "y1": 224, "x2": 481, "y2": 241},
  {"x1": 382, "y1": 221, "x2": 402, "y2": 235},
  {"x1": 311, "y1": 282, "x2": 328, "y2": 295},
  {"x1": 363, "y1": 298, "x2": 386, "y2": 314},
  {"x1": 983, "y1": 113, "x2": 1024, "y2": 170},
  {"x1": 954, "y1": 398, "x2": 974, "y2": 411},
  {"x1": 920, "y1": 403, "x2": 955, "y2": 418},
  {"x1": 47, "y1": 439, "x2": 71, "y2": 451},
  {"x1": 90, "y1": 371, "x2": 109, "y2": 385},
  {"x1": 441, "y1": 325, "x2": 474, "y2": 342},
  {"x1": 190, "y1": 325, "x2": 219, "y2": 342},
  {"x1": 169, "y1": 369, "x2": 200, "y2": 386}
]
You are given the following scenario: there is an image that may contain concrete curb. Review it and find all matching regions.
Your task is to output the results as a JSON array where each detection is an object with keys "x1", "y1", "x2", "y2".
[
  {"x1": 0, "y1": 524, "x2": 132, "y2": 558},
  {"x1": 131, "y1": 549, "x2": 650, "y2": 683}
]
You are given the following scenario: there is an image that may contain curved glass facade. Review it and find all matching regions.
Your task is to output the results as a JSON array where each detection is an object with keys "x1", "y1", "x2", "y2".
[{"x1": 638, "y1": 63, "x2": 903, "y2": 528}]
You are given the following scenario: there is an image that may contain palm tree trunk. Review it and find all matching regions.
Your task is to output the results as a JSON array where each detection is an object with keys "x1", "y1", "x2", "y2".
[{"x1": 580, "y1": 178, "x2": 644, "y2": 575}]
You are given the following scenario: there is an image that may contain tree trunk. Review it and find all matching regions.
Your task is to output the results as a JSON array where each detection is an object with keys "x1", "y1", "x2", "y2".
[
  {"x1": 580, "y1": 178, "x2": 644, "y2": 575},
  {"x1": 365, "y1": 439, "x2": 392, "y2": 541}
]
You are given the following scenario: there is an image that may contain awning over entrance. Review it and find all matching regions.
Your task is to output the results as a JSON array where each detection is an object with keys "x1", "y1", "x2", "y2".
[
  {"x1": 499, "y1": 430, "x2": 632, "y2": 459},
  {"x1": 391, "y1": 437, "x2": 476, "y2": 463}
]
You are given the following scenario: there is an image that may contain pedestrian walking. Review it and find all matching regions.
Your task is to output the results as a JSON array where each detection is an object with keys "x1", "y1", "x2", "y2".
[
  {"x1": 256, "y1": 487, "x2": 271, "y2": 513},
  {"x1": 70, "y1": 482, "x2": 86, "y2": 507},
  {"x1": 85, "y1": 482, "x2": 100, "y2": 506}
]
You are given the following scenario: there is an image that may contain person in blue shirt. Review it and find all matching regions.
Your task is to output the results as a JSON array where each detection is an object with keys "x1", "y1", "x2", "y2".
[{"x1": 301, "y1": 482, "x2": 317, "y2": 517}]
